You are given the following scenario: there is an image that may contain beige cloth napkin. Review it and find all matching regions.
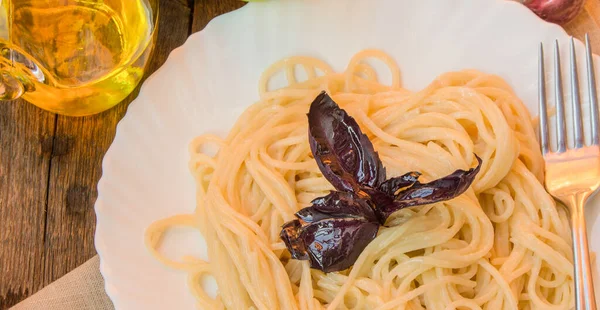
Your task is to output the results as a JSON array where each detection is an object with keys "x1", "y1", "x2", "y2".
[{"x1": 11, "y1": 256, "x2": 114, "y2": 310}]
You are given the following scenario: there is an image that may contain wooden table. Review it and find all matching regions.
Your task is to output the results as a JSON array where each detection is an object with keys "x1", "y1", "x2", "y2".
[
  {"x1": 0, "y1": 0, "x2": 599, "y2": 309},
  {"x1": 0, "y1": 0, "x2": 243, "y2": 308}
]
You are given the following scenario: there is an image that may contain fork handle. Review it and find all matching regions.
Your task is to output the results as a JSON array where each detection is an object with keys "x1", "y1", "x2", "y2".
[{"x1": 567, "y1": 193, "x2": 597, "y2": 310}]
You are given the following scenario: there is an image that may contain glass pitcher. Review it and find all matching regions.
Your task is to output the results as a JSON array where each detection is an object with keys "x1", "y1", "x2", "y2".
[{"x1": 0, "y1": 0, "x2": 158, "y2": 116}]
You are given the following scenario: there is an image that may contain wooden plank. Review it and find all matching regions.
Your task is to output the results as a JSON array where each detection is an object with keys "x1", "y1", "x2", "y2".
[
  {"x1": 192, "y1": 0, "x2": 245, "y2": 33},
  {"x1": 0, "y1": 101, "x2": 56, "y2": 309},
  {"x1": 174, "y1": 0, "x2": 194, "y2": 10},
  {"x1": 41, "y1": 0, "x2": 192, "y2": 293}
]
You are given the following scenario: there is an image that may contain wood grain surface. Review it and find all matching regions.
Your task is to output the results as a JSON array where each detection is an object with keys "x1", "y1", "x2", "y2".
[
  {"x1": 0, "y1": 0, "x2": 599, "y2": 309},
  {"x1": 0, "y1": 0, "x2": 240, "y2": 308}
]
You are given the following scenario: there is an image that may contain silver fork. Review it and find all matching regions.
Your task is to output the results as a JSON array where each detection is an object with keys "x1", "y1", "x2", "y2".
[{"x1": 539, "y1": 34, "x2": 599, "y2": 310}]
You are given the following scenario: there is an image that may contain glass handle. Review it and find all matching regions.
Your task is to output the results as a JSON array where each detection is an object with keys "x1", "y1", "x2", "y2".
[
  {"x1": 0, "y1": 68, "x2": 23, "y2": 100},
  {"x1": 0, "y1": 0, "x2": 21, "y2": 100}
]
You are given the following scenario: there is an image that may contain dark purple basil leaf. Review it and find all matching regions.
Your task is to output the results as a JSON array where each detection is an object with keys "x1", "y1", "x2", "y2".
[
  {"x1": 280, "y1": 220, "x2": 309, "y2": 260},
  {"x1": 308, "y1": 92, "x2": 385, "y2": 192},
  {"x1": 361, "y1": 187, "x2": 395, "y2": 224},
  {"x1": 375, "y1": 156, "x2": 482, "y2": 221},
  {"x1": 378, "y1": 171, "x2": 421, "y2": 196},
  {"x1": 297, "y1": 191, "x2": 378, "y2": 223},
  {"x1": 288, "y1": 91, "x2": 485, "y2": 272},
  {"x1": 280, "y1": 191, "x2": 380, "y2": 272},
  {"x1": 300, "y1": 218, "x2": 379, "y2": 272}
]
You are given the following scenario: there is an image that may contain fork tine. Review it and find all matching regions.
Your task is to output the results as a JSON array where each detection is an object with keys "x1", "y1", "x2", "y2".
[
  {"x1": 539, "y1": 43, "x2": 549, "y2": 154},
  {"x1": 555, "y1": 40, "x2": 567, "y2": 152},
  {"x1": 586, "y1": 34, "x2": 600, "y2": 145},
  {"x1": 570, "y1": 37, "x2": 584, "y2": 148}
]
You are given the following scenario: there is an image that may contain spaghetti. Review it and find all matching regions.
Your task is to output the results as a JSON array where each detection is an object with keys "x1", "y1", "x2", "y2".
[{"x1": 146, "y1": 50, "x2": 574, "y2": 309}]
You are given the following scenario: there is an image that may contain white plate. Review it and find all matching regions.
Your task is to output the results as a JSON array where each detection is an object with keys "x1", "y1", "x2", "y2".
[{"x1": 95, "y1": 0, "x2": 600, "y2": 308}]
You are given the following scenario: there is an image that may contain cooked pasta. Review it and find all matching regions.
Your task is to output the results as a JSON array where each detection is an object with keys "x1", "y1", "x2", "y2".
[{"x1": 146, "y1": 50, "x2": 574, "y2": 309}]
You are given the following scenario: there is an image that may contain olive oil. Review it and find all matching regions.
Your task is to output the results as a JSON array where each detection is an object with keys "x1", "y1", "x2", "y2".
[{"x1": 0, "y1": 0, "x2": 157, "y2": 116}]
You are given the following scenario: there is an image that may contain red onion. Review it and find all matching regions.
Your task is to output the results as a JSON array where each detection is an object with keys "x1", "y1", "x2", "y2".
[{"x1": 520, "y1": 0, "x2": 585, "y2": 24}]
